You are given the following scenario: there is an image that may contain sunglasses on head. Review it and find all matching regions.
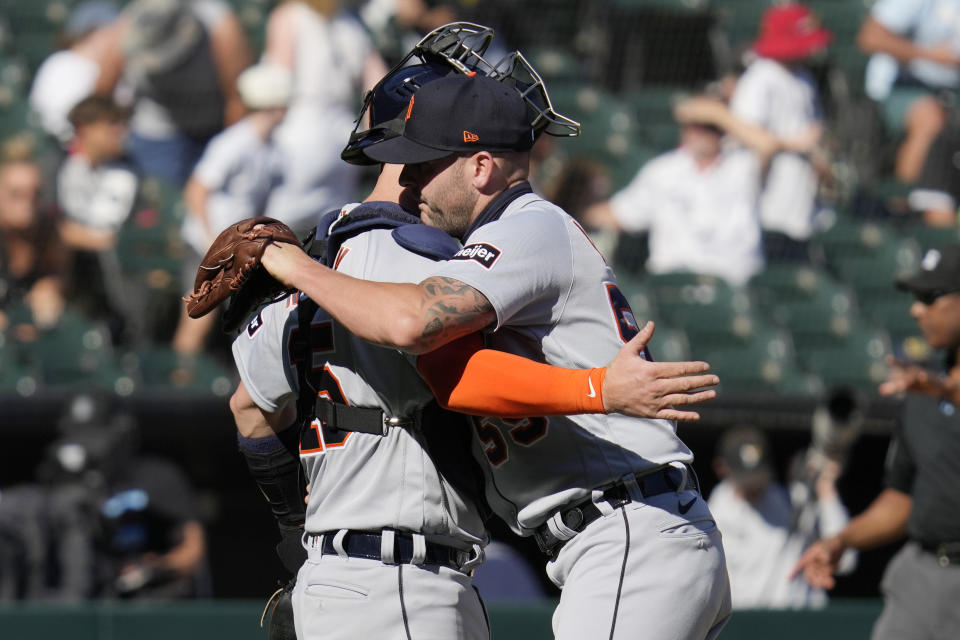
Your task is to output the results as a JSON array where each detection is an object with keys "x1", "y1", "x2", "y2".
[{"x1": 913, "y1": 290, "x2": 957, "y2": 305}]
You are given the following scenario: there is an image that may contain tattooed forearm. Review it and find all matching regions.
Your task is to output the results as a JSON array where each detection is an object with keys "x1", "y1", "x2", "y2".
[{"x1": 416, "y1": 276, "x2": 495, "y2": 350}]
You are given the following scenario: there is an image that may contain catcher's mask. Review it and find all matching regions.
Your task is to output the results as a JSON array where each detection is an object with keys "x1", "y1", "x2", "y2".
[
  {"x1": 341, "y1": 22, "x2": 497, "y2": 165},
  {"x1": 341, "y1": 22, "x2": 580, "y2": 165}
]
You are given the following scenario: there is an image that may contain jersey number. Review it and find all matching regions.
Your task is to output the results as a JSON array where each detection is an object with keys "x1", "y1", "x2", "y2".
[
  {"x1": 475, "y1": 417, "x2": 548, "y2": 467},
  {"x1": 296, "y1": 320, "x2": 352, "y2": 455}
]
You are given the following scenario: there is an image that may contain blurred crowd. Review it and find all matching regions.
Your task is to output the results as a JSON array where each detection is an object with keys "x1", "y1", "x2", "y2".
[{"x1": 1, "y1": 0, "x2": 960, "y2": 617}]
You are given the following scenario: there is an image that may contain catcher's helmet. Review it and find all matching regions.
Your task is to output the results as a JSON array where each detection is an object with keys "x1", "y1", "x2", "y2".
[
  {"x1": 341, "y1": 22, "x2": 497, "y2": 165},
  {"x1": 341, "y1": 22, "x2": 581, "y2": 165}
]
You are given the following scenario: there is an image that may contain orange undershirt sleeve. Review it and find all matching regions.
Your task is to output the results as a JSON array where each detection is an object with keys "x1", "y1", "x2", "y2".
[{"x1": 417, "y1": 333, "x2": 606, "y2": 417}]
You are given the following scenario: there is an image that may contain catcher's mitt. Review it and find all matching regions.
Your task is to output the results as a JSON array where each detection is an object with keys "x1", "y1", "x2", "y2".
[
  {"x1": 184, "y1": 217, "x2": 300, "y2": 332},
  {"x1": 261, "y1": 579, "x2": 297, "y2": 640}
]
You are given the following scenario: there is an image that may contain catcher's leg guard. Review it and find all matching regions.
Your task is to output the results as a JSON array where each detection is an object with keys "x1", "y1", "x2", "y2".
[{"x1": 238, "y1": 428, "x2": 307, "y2": 574}]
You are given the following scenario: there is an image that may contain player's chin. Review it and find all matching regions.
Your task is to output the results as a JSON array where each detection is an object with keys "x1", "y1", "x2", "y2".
[
  {"x1": 399, "y1": 188, "x2": 421, "y2": 215},
  {"x1": 419, "y1": 204, "x2": 440, "y2": 226}
]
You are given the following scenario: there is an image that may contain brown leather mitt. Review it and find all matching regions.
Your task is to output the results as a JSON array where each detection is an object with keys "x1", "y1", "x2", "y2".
[{"x1": 184, "y1": 217, "x2": 300, "y2": 332}]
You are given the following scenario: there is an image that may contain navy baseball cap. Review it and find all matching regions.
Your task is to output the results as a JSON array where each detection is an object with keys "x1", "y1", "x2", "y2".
[
  {"x1": 363, "y1": 74, "x2": 537, "y2": 165},
  {"x1": 896, "y1": 245, "x2": 960, "y2": 297}
]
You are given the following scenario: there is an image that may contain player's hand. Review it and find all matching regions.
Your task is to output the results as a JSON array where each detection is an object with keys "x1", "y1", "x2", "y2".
[
  {"x1": 262, "y1": 241, "x2": 314, "y2": 289},
  {"x1": 602, "y1": 321, "x2": 719, "y2": 421},
  {"x1": 789, "y1": 535, "x2": 846, "y2": 590},
  {"x1": 878, "y1": 355, "x2": 950, "y2": 398}
]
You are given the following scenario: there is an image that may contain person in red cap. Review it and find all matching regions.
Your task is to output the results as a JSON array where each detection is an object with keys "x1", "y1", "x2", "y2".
[{"x1": 729, "y1": 2, "x2": 832, "y2": 262}]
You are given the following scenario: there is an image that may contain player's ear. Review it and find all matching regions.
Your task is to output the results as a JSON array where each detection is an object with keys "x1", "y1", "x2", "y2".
[{"x1": 468, "y1": 151, "x2": 497, "y2": 191}]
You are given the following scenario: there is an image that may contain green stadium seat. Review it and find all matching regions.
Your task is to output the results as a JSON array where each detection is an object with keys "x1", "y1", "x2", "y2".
[
  {"x1": 131, "y1": 345, "x2": 235, "y2": 396},
  {"x1": 117, "y1": 178, "x2": 187, "y2": 289},
  {"x1": 830, "y1": 239, "x2": 921, "y2": 298},
  {"x1": 692, "y1": 318, "x2": 820, "y2": 394},
  {"x1": 614, "y1": 271, "x2": 658, "y2": 323},
  {"x1": 624, "y1": 86, "x2": 682, "y2": 152},
  {"x1": 567, "y1": 89, "x2": 638, "y2": 161},
  {"x1": 903, "y1": 223, "x2": 960, "y2": 252},
  {"x1": 525, "y1": 46, "x2": 587, "y2": 83},
  {"x1": 857, "y1": 289, "x2": 920, "y2": 356},
  {"x1": 10, "y1": 306, "x2": 128, "y2": 392},
  {"x1": 648, "y1": 325, "x2": 692, "y2": 363},
  {"x1": 807, "y1": 0, "x2": 868, "y2": 40},
  {"x1": 644, "y1": 272, "x2": 758, "y2": 340},
  {"x1": 0, "y1": 336, "x2": 41, "y2": 396},
  {"x1": 813, "y1": 217, "x2": 921, "y2": 299},
  {"x1": 714, "y1": 0, "x2": 772, "y2": 48},
  {"x1": 749, "y1": 263, "x2": 860, "y2": 349},
  {"x1": 799, "y1": 326, "x2": 891, "y2": 393}
]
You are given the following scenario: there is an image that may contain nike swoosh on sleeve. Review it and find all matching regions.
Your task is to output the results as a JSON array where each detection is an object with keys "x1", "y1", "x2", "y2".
[{"x1": 587, "y1": 376, "x2": 597, "y2": 398}]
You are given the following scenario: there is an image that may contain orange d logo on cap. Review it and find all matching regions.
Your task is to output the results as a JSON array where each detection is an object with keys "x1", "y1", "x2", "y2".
[{"x1": 405, "y1": 95, "x2": 415, "y2": 121}]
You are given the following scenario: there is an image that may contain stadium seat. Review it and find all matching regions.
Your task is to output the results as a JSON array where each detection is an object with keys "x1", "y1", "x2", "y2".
[
  {"x1": 0, "y1": 337, "x2": 41, "y2": 396},
  {"x1": 857, "y1": 289, "x2": 920, "y2": 358},
  {"x1": 560, "y1": 86, "x2": 638, "y2": 162},
  {"x1": 695, "y1": 323, "x2": 821, "y2": 395},
  {"x1": 749, "y1": 263, "x2": 860, "y2": 349},
  {"x1": 644, "y1": 271, "x2": 758, "y2": 341},
  {"x1": 813, "y1": 217, "x2": 921, "y2": 299},
  {"x1": 714, "y1": 0, "x2": 772, "y2": 49},
  {"x1": 117, "y1": 178, "x2": 187, "y2": 286},
  {"x1": 10, "y1": 306, "x2": 128, "y2": 392},
  {"x1": 623, "y1": 86, "x2": 682, "y2": 152},
  {"x1": 799, "y1": 327, "x2": 891, "y2": 393},
  {"x1": 611, "y1": 230, "x2": 650, "y2": 277},
  {"x1": 903, "y1": 223, "x2": 960, "y2": 253},
  {"x1": 807, "y1": 0, "x2": 868, "y2": 41},
  {"x1": 131, "y1": 345, "x2": 235, "y2": 396},
  {"x1": 525, "y1": 46, "x2": 588, "y2": 83},
  {"x1": 614, "y1": 271, "x2": 658, "y2": 322}
]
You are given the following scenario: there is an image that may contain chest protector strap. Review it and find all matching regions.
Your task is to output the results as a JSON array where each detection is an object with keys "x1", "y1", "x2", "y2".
[{"x1": 293, "y1": 202, "x2": 459, "y2": 435}]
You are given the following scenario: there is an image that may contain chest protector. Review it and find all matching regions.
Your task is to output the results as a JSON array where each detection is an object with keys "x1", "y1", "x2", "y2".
[{"x1": 292, "y1": 202, "x2": 459, "y2": 434}]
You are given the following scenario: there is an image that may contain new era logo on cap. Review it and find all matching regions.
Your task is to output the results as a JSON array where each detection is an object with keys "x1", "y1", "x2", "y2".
[{"x1": 463, "y1": 130, "x2": 479, "y2": 143}]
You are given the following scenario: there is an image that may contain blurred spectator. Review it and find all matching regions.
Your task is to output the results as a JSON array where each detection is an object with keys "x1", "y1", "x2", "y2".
[
  {"x1": 0, "y1": 393, "x2": 209, "y2": 601},
  {"x1": 0, "y1": 142, "x2": 67, "y2": 331},
  {"x1": 795, "y1": 245, "x2": 960, "y2": 638},
  {"x1": 729, "y1": 2, "x2": 831, "y2": 262},
  {"x1": 99, "y1": 454, "x2": 208, "y2": 599},
  {"x1": 118, "y1": 0, "x2": 252, "y2": 185},
  {"x1": 709, "y1": 426, "x2": 855, "y2": 609},
  {"x1": 859, "y1": 0, "x2": 960, "y2": 183},
  {"x1": 28, "y1": 1, "x2": 126, "y2": 147},
  {"x1": 261, "y1": 0, "x2": 388, "y2": 235},
  {"x1": 57, "y1": 95, "x2": 139, "y2": 343},
  {"x1": 360, "y1": 0, "x2": 462, "y2": 66},
  {"x1": 582, "y1": 92, "x2": 770, "y2": 287},
  {"x1": 171, "y1": 62, "x2": 293, "y2": 355},
  {"x1": 908, "y1": 120, "x2": 960, "y2": 226}
]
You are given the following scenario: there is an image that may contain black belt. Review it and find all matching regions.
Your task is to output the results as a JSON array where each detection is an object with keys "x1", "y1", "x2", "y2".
[
  {"x1": 309, "y1": 530, "x2": 467, "y2": 571},
  {"x1": 534, "y1": 465, "x2": 699, "y2": 559},
  {"x1": 919, "y1": 540, "x2": 960, "y2": 567}
]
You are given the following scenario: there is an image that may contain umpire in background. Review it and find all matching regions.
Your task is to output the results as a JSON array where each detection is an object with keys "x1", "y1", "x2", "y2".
[{"x1": 793, "y1": 244, "x2": 960, "y2": 640}]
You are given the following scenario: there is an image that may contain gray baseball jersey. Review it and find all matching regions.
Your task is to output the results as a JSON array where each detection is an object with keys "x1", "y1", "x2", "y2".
[
  {"x1": 233, "y1": 226, "x2": 486, "y2": 551},
  {"x1": 433, "y1": 189, "x2": 694, "y2": 535},
  {"x1": 433, "y1": 186, "x2": 730, "y2": 640}
]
